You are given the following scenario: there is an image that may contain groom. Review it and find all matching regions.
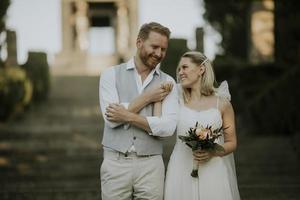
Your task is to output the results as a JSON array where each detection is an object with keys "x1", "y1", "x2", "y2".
[{"x1": 99, "y1": 22, "x2": 178, "y2": 200}]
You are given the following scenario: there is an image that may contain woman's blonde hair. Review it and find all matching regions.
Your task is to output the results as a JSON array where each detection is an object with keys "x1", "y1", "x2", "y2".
[{"x1": 176, "y1": 51, "x2": 217, "y2": 103}]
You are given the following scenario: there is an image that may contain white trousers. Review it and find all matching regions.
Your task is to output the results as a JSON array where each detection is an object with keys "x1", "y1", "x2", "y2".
[{"x1": 100, "y1": 149, "x2": 165, "y2": 200}]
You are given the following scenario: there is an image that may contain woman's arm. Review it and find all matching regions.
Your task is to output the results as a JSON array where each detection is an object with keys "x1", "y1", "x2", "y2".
[
  {"x1": 106, "y1": 82, "x2": 173, "y2": 120},
  {"x1": 216, "y1": 98, "x2": 237, "y2": 156},
  {"x1": 193, "y1": 98, "x2": 237, "y2": 162},
  {"x1": 152, "y1": 82, "x2": 173, "y2": 116},
  {"x1": 127, "y1": 85, "x2": 168, "y2": 114}
]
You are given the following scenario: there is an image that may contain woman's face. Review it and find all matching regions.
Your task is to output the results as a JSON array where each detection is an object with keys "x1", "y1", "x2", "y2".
[{"x1": 177, "y1": 57, "x2": 204, "y2": 88}]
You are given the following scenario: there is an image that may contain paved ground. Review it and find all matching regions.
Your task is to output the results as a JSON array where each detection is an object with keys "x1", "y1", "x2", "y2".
[{"x1": 0, "y1": 75, "x2": 299, "y2": 200}]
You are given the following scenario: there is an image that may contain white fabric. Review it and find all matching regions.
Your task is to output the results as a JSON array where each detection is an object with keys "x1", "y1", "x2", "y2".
[
  {"x1": 216, "y1": 80, "x2": 231, "y2": 101},
  {"x1": 127, "y1": 59, "x2": 161, "y2": 94},
  {"x1": 164, "y1": 83, "x2": 240, "y2": 200}
]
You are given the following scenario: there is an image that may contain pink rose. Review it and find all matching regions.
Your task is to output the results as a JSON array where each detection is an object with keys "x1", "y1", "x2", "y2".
[{"x1": 195, "y1": 128, "x2": 211, "y2": 140}]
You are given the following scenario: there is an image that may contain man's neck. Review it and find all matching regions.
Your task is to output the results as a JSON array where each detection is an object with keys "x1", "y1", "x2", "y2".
[{"x1": 134, "y1": 56, "x2": 153, "y2": 82}]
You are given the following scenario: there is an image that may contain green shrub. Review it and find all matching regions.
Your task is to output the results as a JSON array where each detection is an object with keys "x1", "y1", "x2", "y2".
[
  {"x1": 0, "y1": 66, "x2": 32, "y2": 121},
  {"x1": 214, "y1": 62, "x2": 284, "y2": 112},
  {"x1": 244, "y1": 66, "x2": 300, "y2": 134},
  {"x1": 213, "y1": 62, "x2": 299, "y2": 135},
  {"x1": 21, "y1": 51, "x2": 50, "y2": 102}
]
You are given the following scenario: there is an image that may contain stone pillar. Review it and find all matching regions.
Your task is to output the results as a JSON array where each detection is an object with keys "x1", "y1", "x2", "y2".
[
  {"x1": 128, "y1": 0, "x2": 138, "y2": 59},
  {"x1": 195, "y1": 27, "x2": 204, "y2": 53},
  {"x1": 61, "y1": 0, "x2": 73, "y2": 53},
  {"x1": 74, "y1": 0, "x2": 89, "y2": 52},
  {"x1": 249, "y1": 0, "x2": 274, "y2": 64},
  {"x1": 54, "y1": 0, "x2": 138, "y2": 74},
  {"x1": 6, "y1": 30, "x2": 18, "y2": 66},
  {"x1": 116, "y1": 0, "x2": 130, "y2": 61}
]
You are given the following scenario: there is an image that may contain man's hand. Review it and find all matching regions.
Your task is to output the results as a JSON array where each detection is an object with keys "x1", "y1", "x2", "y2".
[{"x1": 105, "y1": 103, "x2": 132, "y2": 123}]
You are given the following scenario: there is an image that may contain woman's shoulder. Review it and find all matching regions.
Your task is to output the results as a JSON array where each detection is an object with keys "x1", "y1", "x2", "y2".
[{"x1": 215, "y1": 96, "x2": 233, "y2": 116}]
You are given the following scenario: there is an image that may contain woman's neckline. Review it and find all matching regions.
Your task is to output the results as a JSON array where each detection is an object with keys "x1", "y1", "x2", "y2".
[{"x1": 182, "y1": 104, "x2": 221, "y2": 114}]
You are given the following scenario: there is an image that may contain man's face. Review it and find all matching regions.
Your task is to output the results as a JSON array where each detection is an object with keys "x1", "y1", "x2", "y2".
[{"x1": 137, "y1": 31, "x2": 168, "y2": 70}]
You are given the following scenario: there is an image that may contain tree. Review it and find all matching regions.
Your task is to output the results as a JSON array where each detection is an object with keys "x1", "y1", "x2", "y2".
[
  {"x1": 0, "y1": 0, "x2": 10, "y2": 67},
  {"x1": 274, "y1": 0, "x2": 300, "y2": 65},
  {"x1": 202, "y1": 0, "x2": 250, "y2": 62}
]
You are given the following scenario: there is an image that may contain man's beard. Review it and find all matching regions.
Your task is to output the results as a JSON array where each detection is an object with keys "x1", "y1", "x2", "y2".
[{"x1": 140, "y1": 52, "x2": 161, "y2": 69}]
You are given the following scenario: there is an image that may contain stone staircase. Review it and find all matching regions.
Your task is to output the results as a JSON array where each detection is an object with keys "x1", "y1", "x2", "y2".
[
  {"x1": 235, "y1": 134, "x2": 300, "y2": 200},
  {"x1": 0, "y1": 75, "x2": 102, "y2": 200},
  {"x1": 0, "y1": 75, "x2": 300, "y2": 199}
]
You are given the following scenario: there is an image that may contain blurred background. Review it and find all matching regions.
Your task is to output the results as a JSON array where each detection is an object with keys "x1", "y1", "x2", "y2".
[{"x1": 0, "y1": 0, "x2": 299, "y2": 199}]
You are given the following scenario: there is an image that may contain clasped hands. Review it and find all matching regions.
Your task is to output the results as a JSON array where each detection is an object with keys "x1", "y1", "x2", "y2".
[{"x1": 105, "y1": 81, "x2": 173, "y2": 123}]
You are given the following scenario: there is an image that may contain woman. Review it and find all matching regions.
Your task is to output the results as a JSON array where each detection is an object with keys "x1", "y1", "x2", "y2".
[{"x1": 164, "y1": 51, "x2": 240, "y2": 200}]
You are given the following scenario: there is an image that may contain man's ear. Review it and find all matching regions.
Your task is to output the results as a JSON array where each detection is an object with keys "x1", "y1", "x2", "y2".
[{"x1": 136, "y1": 38, "x2": 143, "y2": 48}]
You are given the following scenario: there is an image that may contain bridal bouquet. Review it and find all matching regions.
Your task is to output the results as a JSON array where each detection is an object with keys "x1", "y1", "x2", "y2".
[{"x1": 178, "y1": 122, "x2": 226, "y2": 177}]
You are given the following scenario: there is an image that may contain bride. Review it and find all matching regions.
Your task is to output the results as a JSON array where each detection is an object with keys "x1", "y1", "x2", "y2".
[
  {"x1": 105, "y1": 51, "x2": 240, "y2": 200},
  {"x1": 164, "y1": 51, "x2": 240, "y2": 200}
]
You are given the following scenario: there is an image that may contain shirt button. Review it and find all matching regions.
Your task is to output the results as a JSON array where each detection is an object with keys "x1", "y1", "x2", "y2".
[{"x1": 133, "y1": 136, "x2": 136, "y2": 140}]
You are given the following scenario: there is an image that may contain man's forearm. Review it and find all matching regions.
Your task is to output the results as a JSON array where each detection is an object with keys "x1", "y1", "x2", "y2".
[{"x1": 126, "y1": 112, "x2": 152, "y2": 133}]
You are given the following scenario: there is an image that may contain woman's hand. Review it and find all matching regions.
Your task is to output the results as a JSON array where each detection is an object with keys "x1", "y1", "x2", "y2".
[
  {"x1": 193, "y1": 150, "x2": 214, "y2": 163},
  {"x1": 105, "y1": 103, "x2": 132, "y2": 123},
  {"x1": 161, "y1": 81, "x2": 173, "y2": 93},
  {"x1": 145, "y1": 81, "x2": 174, "y2": 103}
]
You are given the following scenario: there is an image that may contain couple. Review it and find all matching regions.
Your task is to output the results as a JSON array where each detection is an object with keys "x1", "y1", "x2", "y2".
[{"x1": 99, "y1": 22, "x2": 240, "y2": 200}]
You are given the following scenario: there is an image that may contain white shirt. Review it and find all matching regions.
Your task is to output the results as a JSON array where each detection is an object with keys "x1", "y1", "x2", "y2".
[{"x1": 99, "y1": 58, "x2": 179, "y2": 150}]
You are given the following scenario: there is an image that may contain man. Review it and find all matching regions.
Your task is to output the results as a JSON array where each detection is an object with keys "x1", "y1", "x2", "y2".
[{"x1": 99, "y1": 22, "x2": 178, "y2": 200}]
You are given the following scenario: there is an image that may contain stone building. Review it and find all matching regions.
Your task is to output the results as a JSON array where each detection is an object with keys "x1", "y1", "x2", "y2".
[{"x1": 54, "y1": 0, "x2": 138, "y2": 75}]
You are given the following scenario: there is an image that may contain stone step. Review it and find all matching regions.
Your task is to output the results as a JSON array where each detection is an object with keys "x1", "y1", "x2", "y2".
[
  {"x1": 0, "y1": 153, "x2": 99, "y2": 166},
  {"x1": 239, "y1": 185, "x2": 300, "y2": 200},
  {"x1": 1, "y1": 166, "x2": 100, "y2": 180},
  {"x1": 0, "y1": 190, "x2": 101, "y2": 200},
  {"x1": 0, "y1": 130, "x2": 100, "y2": 142}
]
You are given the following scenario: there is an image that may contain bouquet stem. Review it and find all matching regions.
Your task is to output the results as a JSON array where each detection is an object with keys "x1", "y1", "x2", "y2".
[{"x1": 191, "y1": 160, "x2": 199, "y2": 177}]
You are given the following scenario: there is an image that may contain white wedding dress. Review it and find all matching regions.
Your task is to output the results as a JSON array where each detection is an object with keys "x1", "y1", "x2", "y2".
[{"x1": 164, "y1": 82, "x2": 240, "y2": 200}]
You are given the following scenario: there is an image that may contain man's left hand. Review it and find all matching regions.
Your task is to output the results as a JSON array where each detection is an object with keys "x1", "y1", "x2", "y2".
[{"x1": 105, "y1": 103, "x2": 131, "y2": 123}]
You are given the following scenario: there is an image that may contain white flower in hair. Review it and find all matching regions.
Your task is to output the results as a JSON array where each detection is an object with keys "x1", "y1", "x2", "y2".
[{"x1": 216, "y1": 81, "x2": 231, "y2": 101}]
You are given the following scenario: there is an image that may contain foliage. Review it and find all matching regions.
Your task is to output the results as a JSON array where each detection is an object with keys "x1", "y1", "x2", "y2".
[
  {"x1": 202, "y1": 0, "x2": 250, "y2": 61},
  {"x1": 179, "y1": 124, "x2": 225, "y2": 152},
  {"x1": 214, "y1": 62, "x2": 299, "y2": 135},
  {"x1": 178, "y1": 122, "x2": 225, "y2": 177},
  {"x1": 0, "y1": 0, "x2": 10, "y2": 67},
  {"x1": 274, "y1": 0, "x2": 300, "y2": 65},
  {"x1": 0, "y1": 0, "x2": 10, "y2": 34},
  {"x1": 21, "y1": 52, "x2": 50, "y2": 102},
  {"x1": 202, "y1": 0, "x2": 300, "y2": 135},
  {"x1": 0, "y1": 66, "x2": 32, "y2": 121},
  {"x1": 214, "y1": 62, "x2": 283, "y2": 112},
  {"x1": 244, "y1": 66, "x2": 300, "y2": 134}
]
